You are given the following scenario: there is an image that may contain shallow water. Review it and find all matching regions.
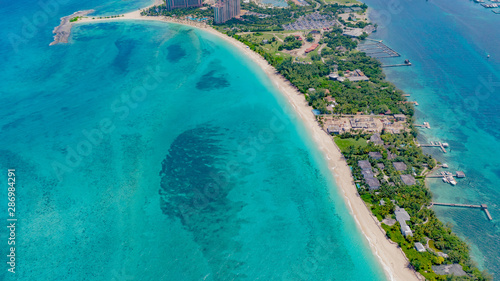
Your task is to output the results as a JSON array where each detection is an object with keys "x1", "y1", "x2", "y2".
[
  {"x1": 363, "y1": 0, "x2": 500, "y2": 278},
  {"x1": 0, "y1": 1, "x2": 386, "y2": 280}
]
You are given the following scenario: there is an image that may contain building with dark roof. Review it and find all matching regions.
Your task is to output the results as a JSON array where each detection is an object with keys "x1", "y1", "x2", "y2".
[
  {"x1": 368, "y1": 152, "x2": 383, "y2": 160},
  {"x1": 358, "y1": 160, "x2": 371, "y2": 170},
  {"x1": 366, "y1": 178, "x2": 380, "y2": 190},
  {"x1": 393, "y1": 114, "x2": 406, "y2": 122},
  {"x1": 400, "y1": 174, "x2": 416, "y2": 186},
  {"x1": 393, "y1": 161, "x2": 407, "y2": 171},
  {"x1": 431, "y1": 264, "x2": 466, "y2": 276},
  {"x1": 362, "y1": 170, "x2": 375, "y2": 179},
  {"x1": 370, "y1": 133, "x2": 384, "y2": 145},
  {"x1": 327, "y1": 125, "x2": 342, "y2": 135}
]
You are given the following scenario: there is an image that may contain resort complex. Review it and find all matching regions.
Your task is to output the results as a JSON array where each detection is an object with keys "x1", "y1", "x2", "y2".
[
  {"x1": 213, "y1": 0, "x2": 241, "y2": 24},
  {"x1": 23, "y1": 0, "x2": 498, "y2": 279},
  {"x1": 165, "y1": 0, "x2": 203, "y2": 10}
]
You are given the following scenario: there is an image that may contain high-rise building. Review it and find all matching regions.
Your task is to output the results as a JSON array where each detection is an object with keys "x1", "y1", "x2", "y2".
[
  {"x1": 213, "y1": 0, "x2": 240, "y2": 24},
  {"x1": 165, "y1": 0, "x2": 203, "y2": 10}
]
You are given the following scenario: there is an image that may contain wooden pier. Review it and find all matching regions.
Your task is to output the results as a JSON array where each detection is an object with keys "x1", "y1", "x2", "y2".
[
  {"x1": 430, "y1": 202, "x2": 493, "y2": 220},
  {"x1": 414, "y1": 122, "x2": 430, "y2": 129},
  {"x1": 418, "y1": 141, "x2": 447, "y2": 153},
  {"x1": 382, "y1": 63, "x2": 412, "y2": 68},
  {"x1": 357, "y1": 41, "x2": 400, "y2": 58}
]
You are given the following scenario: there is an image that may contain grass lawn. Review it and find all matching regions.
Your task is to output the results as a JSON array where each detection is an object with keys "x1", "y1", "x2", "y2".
[{"x1": 334, "y1": 137, "x2": 368, "y2": 152}]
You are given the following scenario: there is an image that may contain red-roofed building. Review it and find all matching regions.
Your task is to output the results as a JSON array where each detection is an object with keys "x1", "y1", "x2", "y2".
[{"x1": 305, "y1": 43, "x2": 319, "y2": 53}]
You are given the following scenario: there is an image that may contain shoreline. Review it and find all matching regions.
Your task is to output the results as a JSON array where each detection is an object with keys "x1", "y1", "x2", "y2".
[
  {"x1": 50, "y1": 9, "x2": 94, "y2": 45},
  {"x1": 69, "y1": 9, "x2": 422, "y2": 281}
]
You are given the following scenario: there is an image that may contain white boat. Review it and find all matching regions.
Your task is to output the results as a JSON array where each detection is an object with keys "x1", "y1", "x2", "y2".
[{"x1": 449, "y1": 177, "x2": 457, "y2": 186}]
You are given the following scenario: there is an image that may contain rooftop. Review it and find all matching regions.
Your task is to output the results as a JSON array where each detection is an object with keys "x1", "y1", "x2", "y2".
[
  {"x1": 393, "y1": 161, "x2": 407, "y2": 171},
  {"x1": 414, "y1": 242, "x2": 426, "y2": 252},
  {"x1": 432, "y1": 264, "x2": 467, "y2": 276},
  {"x1": 400, "y1": 222, "x2": 413, "y2": 237},
  {"x1": 362, "y1": 169, "x2": 375, "y2": 179},
  {"x1": 370, "y1": 133, "x2": 384, "y2": 145},
  {"x1": 401, "y1": 174, "x2": 416, "y2": 186},
  {"x1": 368, "y1": 152, "x2": 383, "y2": 160},
  {"x1": 394, "y1": 207, "x2": 410, "y2": 223},
  {"x1": 366, "y1": 178, "x2": 381, "y2": 190},
  {"x1": 358, "y1": 160, "x2": 372, "y2": 171}
]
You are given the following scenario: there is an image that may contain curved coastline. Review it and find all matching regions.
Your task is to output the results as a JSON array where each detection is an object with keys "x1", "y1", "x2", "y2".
[{"x1": 64, "y1": 7, "x2": 422, "y2": 281}]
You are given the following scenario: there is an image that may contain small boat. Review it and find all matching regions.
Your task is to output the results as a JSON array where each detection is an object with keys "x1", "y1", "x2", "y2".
[
  {"x1": 442, "y1": 163, "x2": 449, "y2": 168},
  {"x1": 448, "y1": 177, "x2": 457, "y2": 186},
  {"x1": 487, "y1": 54, "x2": 490, "y2": 58}
]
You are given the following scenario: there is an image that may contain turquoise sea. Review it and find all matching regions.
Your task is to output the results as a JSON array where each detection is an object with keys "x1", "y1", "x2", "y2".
[
  {"x1": 0, "y1": 0, "x2": 387, "y2": 280},
  {"x1": 363, "y1": 0, "x2": 500, "y2": 278}
]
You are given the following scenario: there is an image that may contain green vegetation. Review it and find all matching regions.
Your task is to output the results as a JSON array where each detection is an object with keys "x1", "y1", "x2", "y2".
[
  {"x1": 333, "y1": 136, "x2": 367, "y2": 152},
  {"x1": 343, "y1": 131, "x2": 490, "y2": 280},
  {"x1": 279, "y1": 35, "x2": 303, "y2": 50},
  {"x1": 141, "y1": 5, "x2": 213, "y2": 18},
  {"x1": 70, "y1": 16, "x2": 81, "y2": 22},
  {"x1": 323, "y1": 0, "x2": 361, "y2": 5},
  {"x1": 140, "y1": 0, "x2": 491, "y2": 279}
]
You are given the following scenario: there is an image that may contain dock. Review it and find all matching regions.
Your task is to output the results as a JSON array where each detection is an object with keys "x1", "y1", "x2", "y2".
[
  {"x1": 418, "y1": 141, "x2": 448, "y2": 153},
  {"x1": 382, "y1": 63, "x2": 412, "y2": 68},
  {"x1": 357, "y1": 41, "x2": 400, "y2": 58},
  {"x1": 414, "y1": 122, "x2": 431, "y2": 129},
  {"x1": 425, "y1": 171, "x2": 465, "y2": 186},
  {"x1": 430, "y1": 202, "x2": 493, "y2": 220}
]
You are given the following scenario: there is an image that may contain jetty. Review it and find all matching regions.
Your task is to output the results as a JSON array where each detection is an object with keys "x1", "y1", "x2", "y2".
[
  {"x1": 357, "y1": 41, "x2": 400, "y2": 58},
  {"x1": 382, "y1": 63, "x2": 411, "y2": 68},
  {"x1": 426, "y1": 171, "x2": 465, "y2": 185},
  {"x1": 430, "y1": 202, "x2": 493, "y2": 221},
  {"x1": 418, "y1": 141, "x2": 448, "y2": 153},
  {"x1": 414, "y1": 122, "x2": 431, "y2": 129},
  {"x1": 50, "y1": 10, "x2": 94, "y2": 45}
]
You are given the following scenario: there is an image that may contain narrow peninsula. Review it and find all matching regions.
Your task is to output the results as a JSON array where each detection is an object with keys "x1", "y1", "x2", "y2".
[{"x1": 50, "y1": 10, "x2": 94, "y2": 45}]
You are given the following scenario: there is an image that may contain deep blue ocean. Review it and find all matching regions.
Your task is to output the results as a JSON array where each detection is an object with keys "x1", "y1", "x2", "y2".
[
  {"x1": 363, "y1": 0, "x2": 500, "y2": 278},
  {"x1": 0, "y1": 0, "x2": 387, "y2": 280}
]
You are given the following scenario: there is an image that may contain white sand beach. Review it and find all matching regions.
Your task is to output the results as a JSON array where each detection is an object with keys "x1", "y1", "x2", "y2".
[{"x1": 72, "y1": 6, "x2": 423, "y2": 281}]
